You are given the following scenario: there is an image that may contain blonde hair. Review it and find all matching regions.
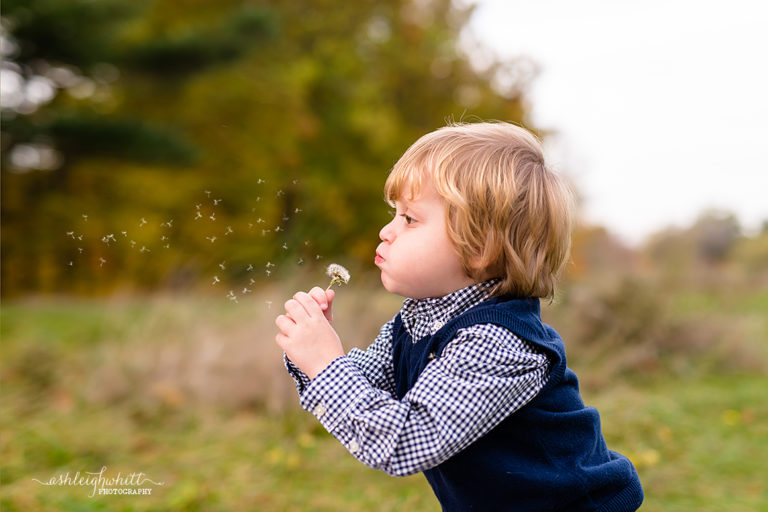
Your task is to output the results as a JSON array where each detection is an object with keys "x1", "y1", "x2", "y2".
[{"x1": 384, "y1": 121, "x2": 573, "y2": 299}]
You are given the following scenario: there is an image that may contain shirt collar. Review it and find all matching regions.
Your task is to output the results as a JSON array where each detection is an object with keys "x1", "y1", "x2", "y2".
[{"x1": 400, "y1": 279, "x2": 501, "y2": 339}]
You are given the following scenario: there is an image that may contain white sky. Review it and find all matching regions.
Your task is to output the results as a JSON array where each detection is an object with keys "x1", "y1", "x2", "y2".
[{"x1": 467, "y1": 0, "x2": 768, "y2": 245}]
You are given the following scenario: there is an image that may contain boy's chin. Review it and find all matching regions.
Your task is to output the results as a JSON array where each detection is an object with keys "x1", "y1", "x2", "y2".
[{"x1": 380, "y1": 274, "x2": 409, "y2": 298}]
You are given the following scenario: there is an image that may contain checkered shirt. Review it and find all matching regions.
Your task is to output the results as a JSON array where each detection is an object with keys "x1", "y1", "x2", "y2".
[{"x1": 284, "y1": 280, "x2": 551, "y2": 477}]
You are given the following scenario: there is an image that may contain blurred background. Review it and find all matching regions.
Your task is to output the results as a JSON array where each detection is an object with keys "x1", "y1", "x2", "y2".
[{"x1": 1, "y1": 1, "x2": 766, "y2": 510}]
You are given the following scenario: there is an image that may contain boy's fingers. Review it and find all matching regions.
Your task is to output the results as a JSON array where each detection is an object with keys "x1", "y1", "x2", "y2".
[
  {"x1": 275, "y1": 332, "x2": 290, "y2": 350},
  {"x1": 275, "y1": 314, "x2": 294, "y2": 333},
  {"x1": 308, "y1": 287, "x2": 328, "y2": 310},
  {"x1": 284, "y1": 298, "x2": 308, "y2": 321},
  {"x1": 293, "y1": 292, "x2": 324, "y2": 318}
]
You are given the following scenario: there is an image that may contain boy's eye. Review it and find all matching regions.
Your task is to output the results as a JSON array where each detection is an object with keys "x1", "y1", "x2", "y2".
[{"x1": 387, "y1": 208, "x2": 416, "y2": 225}]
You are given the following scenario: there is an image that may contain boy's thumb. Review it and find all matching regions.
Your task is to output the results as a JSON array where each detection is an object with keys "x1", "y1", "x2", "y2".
[{"x1": 324, "y1": 289, "x2": 335, "y2": 322}]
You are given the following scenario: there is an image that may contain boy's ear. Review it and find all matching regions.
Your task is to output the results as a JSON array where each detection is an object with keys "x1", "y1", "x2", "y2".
[{"x1": 467, "y1": 251, "x2": 502, "y2": 282}]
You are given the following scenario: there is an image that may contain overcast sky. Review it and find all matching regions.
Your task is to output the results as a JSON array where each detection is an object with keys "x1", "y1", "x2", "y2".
[{"x1": 467, "y1": 0, "x2": 768, "y2": 244}]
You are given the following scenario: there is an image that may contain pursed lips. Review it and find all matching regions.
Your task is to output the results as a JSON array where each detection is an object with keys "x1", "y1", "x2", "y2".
[{"x1": 375, "y1": 246, "x2": 386, "y2": 265}]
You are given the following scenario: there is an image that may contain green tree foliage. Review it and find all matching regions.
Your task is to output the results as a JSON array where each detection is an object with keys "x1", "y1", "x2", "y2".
[{"x1": 1, "y1": 0, "x2": 532, "y2": 297}]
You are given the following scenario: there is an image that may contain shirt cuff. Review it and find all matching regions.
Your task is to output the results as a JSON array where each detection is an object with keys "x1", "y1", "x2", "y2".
[
  {"x1": 299, "y1": 356, "x2": 372, "y2": 433},
  {"x1": 283, "y1": 353, "x2": 311, "y2": 394}
]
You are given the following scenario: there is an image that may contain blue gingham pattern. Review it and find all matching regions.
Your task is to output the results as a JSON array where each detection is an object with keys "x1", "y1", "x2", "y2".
[{"x1": 284, "y1": 280, "x2": 551, "y2": 476}]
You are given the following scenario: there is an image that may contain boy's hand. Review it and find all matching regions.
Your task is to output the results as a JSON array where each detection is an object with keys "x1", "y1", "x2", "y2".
[
  {"x1": 307, "y1": 286, "x2": 335, "y2": 324},
  {"x1": 275, "y1": 290, "x2": 344, "y2": 379}
]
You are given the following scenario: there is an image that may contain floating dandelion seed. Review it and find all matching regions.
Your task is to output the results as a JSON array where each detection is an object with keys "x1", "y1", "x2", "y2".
[
  {"x1": 78, "y1": 247, "x2": 83, "y2": 253},
  {"x1": 206, "y1": 236, "x2": 217, "y2": 243},
  {"x1": 297, "y1": 258, "x2": 304, "y2": 265},
  {"x1": 294, "y1": 208, "x2": 302, "y2": 213},
  {"x1": 212, "y1": 276, "x2": 220, "y2": 284},
  {"x1": 265, "y1": 269, "x2": 272, "y2": 277},
  {"x1": 274, "y1": 226, "x2": 283, "y2": 232},
  {"x1": 205, "y1": 190, "x2": 211, "y2": 197},
  {"x1": 99, "y1": 257, "x2": 107, "y2": 267},
  {"x1": 130, "y1": 240, "x2": 137, "y2": 247},
  {"x1": 282, "y1": 243, "x2": 288, "y2": 250},
  {"x1": 209, "y1": 213, "x2": 216, "y2": 221},
  {"x1": 219, "y1": 261, "x2": 226, "y2": 270},
  {"x1": 140, "y1": 246, "x2": 150, "y2": 253},
  {"x1": 249, "y1": 278, "x2": 256, "y2": 285},
  {"x1": 196, "y1": 204, "x2": 202, "y2": 210},
  {"x1": 257, "y1": 218, "x2": 265, "y2": 224},
  {"x1": 121, "y1": 231, "x2": 127, "y2": 237},
  {"x1": 66, "y1": 231, "x2": 75, "y2": 239},
  {"x1": 213, "y1": 198, "x2": 222, "y2": 205},
  {"x1": 325, "y1": 264, "x2": 350, "y2": 290},
  {"x1": 242, "y1": 288, "x2": 252, "y2": 294},
  {"x1": 265, "y1": 300, "x2": 272, "y2": 309},
  {"x1": 140, "y1": 217, "x2": 147, "y2": 226},
  {"x1": 225, "y1": 226, "x2": 233, "y2": 235},
  {"x1": 77, "y1": 234, "x2": 83, "y2": 240},
  {"x1": 164, "y1": 243, "x2": 170, "y2": 249},
  {"x1": 257, "y1": 178, "x2": 265, "y2": 184},
  {"x1": 82, "y1": 214, "x2": 88, "y2": 221},
  {"x1": 246, "y1": 264, "x2": 254, "y2": 271},
  {"x1": 68, "y1": 261, "x2": 74, "y2": 266}
]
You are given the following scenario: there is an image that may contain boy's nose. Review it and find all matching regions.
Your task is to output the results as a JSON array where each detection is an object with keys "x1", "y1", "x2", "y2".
[{"x1": 379, "y1": 219, "x2": 395, "y2": 242}]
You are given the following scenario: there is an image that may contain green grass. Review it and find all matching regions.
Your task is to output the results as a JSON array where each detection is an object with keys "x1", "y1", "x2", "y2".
[
  {"x1": 588, "y1": 376, "x2": 768, "y2": 512},
  {"x1": 2, "y1": 291, "x2": 767, "y2": 511}
]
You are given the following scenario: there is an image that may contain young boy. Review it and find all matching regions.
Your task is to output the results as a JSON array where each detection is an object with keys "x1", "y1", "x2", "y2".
[{"x1": 274, "y1": 122, "x2": 644, "y2": 511}]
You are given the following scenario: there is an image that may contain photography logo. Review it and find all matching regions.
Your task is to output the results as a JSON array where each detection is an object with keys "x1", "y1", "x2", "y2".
[{"x1": 32, "y1": 466, "x2": 164, "y2": 497}]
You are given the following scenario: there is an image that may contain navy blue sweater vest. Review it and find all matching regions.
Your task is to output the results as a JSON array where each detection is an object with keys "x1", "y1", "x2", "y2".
[{"x1": 391, "y1": 296, "x2": 643, "y2": 512}]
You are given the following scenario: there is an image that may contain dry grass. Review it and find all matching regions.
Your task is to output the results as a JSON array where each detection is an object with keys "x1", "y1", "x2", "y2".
[
  {"x1": 2, "y1": 276, "x2": 766, "y2": 511},
  {"x1": 2, "y1": 279, "x2": 402, "y2": 415}
]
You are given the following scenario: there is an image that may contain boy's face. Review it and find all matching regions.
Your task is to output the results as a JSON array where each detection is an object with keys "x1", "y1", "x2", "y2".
[{"x1": 376, "y1": 176, "x2": 475, "y2": 299}]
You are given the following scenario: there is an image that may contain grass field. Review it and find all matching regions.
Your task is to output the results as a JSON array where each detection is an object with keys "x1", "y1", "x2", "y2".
[{"x1": 2, "y1": 284, "x2": 766, "y2": 511}]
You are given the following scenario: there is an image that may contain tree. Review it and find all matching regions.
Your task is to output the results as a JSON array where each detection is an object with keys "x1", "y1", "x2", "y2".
[{"x1": 1, "y1": 0, "x2": 534, "y2": 297}]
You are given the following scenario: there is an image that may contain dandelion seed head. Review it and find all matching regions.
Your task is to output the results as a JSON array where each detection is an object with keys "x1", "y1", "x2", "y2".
[{"x1": 325, "y1": 263, "x2": 350, "y2": 289}]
